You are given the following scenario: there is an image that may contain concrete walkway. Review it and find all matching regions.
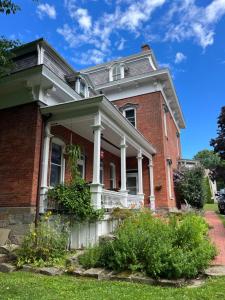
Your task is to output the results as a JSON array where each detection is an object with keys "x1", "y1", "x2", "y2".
[{"x1": 205, "y1": 211, "x2": 225, "y2": 266}]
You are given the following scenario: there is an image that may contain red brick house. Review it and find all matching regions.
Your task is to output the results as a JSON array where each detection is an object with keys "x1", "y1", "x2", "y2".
[{"x1": 0, "y1": 39, "x2": 185, "y2": 240}]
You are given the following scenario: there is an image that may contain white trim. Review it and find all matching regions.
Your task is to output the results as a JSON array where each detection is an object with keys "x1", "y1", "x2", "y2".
[
  {"x1": 148, "y1": 55, "x2": 157, "y2": 71},
  {"x1": 167, "y1": 160, "x2": 172, "y2": 199},
  {"x1": 50, "y1": 137, "x2": 65, "y2": 186},
  {"x1": 164, "y1": 109, "x2": 168, "y2": 137},
  {"x1": 126, "y1": 172, "x2": 138, "y2": 195},
  {"x1": 123, "y1": 107, "x2": 136, "y2": 128}
]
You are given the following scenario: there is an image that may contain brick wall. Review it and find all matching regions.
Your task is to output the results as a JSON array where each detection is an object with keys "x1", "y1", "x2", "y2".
[
  {"x1": 113, "y1": 91, "x2": 181, "y2": 209},
  {"x1": 0, "y1": 103, "x2": 42, "y2": 208}
]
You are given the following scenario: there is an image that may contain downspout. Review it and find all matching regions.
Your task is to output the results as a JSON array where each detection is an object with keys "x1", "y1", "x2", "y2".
[{"x1": 35, "y1": 110, "x2": 52, "y2": 227}]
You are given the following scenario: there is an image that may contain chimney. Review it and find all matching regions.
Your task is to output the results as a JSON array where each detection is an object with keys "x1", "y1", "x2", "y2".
[{"x1": 141, "y1": 44, "x2": 150, "y2": 52}]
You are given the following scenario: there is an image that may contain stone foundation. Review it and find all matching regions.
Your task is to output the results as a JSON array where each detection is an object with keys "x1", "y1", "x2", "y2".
[{"x1": 0, "y1": 207, "x2": 36, "y2": 243}]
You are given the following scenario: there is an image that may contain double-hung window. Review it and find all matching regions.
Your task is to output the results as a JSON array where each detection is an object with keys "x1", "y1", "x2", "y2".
[
  {"x1": 109, "y1": 163, "x2": 116, "y2": 190},
  {"x1": 50, "y1": 142, "x2": 64, "y2": 186},
  {"x1": 77, "y1": 154, "x2": 85, "y2": 179},
  {"x1": 124, "y1": 108, "x2": 136, "y2": 127},
  {"x1": 100, "y1": 161, "x2": 104, "y2": 185}
]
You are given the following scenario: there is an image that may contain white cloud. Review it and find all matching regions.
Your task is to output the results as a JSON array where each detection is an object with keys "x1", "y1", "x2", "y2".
[
  {"x1": 175, "y1": 52, "x2": 187, "y2": 64},
  {"x1": 76, "y1": 8, "x2": 92, "y2": 31},
  {"x1": 117, "y1": 38, "x2": 126, "y2": 50},
  {"x1": 37, "y1": 3, "x2": 56, "y2": 19},
  {"x1": 72, "y1": 49, "x2": 106, "y2": 65},
  {"x1": 164, "y1": 0, "x2": 225, "y2": 48}
]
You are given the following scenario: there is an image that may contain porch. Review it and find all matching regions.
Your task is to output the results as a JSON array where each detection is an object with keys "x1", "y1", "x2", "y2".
[{"x1": 40, "y1": 95, "x2": 156, "y2": 212}]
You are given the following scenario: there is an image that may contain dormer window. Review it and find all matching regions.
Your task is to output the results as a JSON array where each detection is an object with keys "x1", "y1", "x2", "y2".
[
  {"x1": 75, "y1": 77, "x2": 89, "y2": 98},
  {"x1": 109, "y1": 63, "x2": 125, "y2": 82}
]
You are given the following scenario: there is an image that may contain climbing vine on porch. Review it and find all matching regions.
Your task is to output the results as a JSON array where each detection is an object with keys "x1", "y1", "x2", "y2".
[{"x1": 47, "y1": 143, "x2": 104, "y2": 222}]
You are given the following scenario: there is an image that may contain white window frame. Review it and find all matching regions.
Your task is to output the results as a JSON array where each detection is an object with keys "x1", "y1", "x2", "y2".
[
  {"x1": 75, "y1": 77, "x2": 89, "y2": 98},
  {"x1": 126, "y1": 172, "x2": 138, "y2": 195},
  {"x1": 77, "y1": 154, "x2": 85, "y2": 179},
  {"x1": 109, "y1": 63, "x2": 125, "y2": 82},
  {"x1": 164, "y1": 110, "x2": 168, "y2": 137},
  {"x1": 109, "y1": 163, "x2": 116, "y2": 190},
  {"x1": 123, "y1": 107, "x2": 136, "y2": 128},
  {"x1": 50, "y1": 137, "x2": 65, "y2": 187},
  {"x1": 167, "y1": 160, "x2": 173, "y2": 199}
]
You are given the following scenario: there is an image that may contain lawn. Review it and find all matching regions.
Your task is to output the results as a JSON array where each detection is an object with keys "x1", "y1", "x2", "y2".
[{"x1": 1, "y1": 272, "x2": 225, "y2": 300}]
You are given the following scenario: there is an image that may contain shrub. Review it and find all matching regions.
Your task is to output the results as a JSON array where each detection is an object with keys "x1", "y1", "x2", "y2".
[
  {"x1": 79, "y1": 212, "x2": 216, "y2": 279},
  {"x1": 17, "y1": 213, "x2": 70, "y2": 267},
  {"x1": 47, "y1": 179, "x2": 104, "y2": 222},
  {"x1": 174, "y1": 166, "x2": 205, "y2": 209}
]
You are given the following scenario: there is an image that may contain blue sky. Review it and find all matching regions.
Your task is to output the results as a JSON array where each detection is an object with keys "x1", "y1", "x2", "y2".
[{"x1": 1, "y1": 0, "x2": 225, "y2": 158}]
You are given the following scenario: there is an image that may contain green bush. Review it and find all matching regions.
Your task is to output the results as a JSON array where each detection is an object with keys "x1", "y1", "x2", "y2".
[
  {"x1": 47, "y1": 179, "x2": 104, "y2": 222},
  {"x1": 17, "y1": 213, "x2": 70, "y2": 267},
  {"x1": 203, "y1": 177, "x2": 213, "y2": 204},
  {"x1": 174, "y1": 166, "x2": 206, "y2": 209},
  {"x1": 79, "y1": 212, "x2": 216, "y2": 279}
]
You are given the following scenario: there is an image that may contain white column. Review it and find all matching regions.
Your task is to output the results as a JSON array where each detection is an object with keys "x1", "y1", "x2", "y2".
[
  {"x1": 148, "y1": 156, "x2": 155, "y2": 211},
  {"x1": 137, "y1": 149, "x2": 144, "y2": 196},
  {"x1": 90, "y1": 112, "x2": 103, "y2": 209},
  {"x1": 120, "y1": 136, "x2": 127, "y2": 192},
  {"x1": 39, "y1": 123, "x2": 53, "y2": 213},
  {"x1": 119, "y1": 136, "x2": 128, "y2": 207}
]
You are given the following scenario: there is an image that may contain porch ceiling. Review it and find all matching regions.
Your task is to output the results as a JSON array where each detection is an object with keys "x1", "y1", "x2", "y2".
[{"x1": 56, "y1": 116, "x2": 138, "y2": 157}]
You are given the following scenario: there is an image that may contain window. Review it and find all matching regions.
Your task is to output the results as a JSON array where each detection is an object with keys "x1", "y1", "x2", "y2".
[
  {"x1": 163, "y1": 105, "x2": 169, "y2": 137},
  {"x1": 100, "y1": 161, "x2": 104, "y2": 184},
  {"x1": 124, "y1": 108, "x2": 136, "y2": 127},
  {"x1": 75, "y1": 77, "x2": 89, "y2": 98},
  {"x1": 167, "y1": 159, "x2": 173, "y2": 199},
  {"x1": 77, "y1": 154, "x2": 85, "y2": 179},
  {"x1": 109, "y1": 63, "x2": 125, "y2": 81},
  {"x1": 126, "y1": 172, "x2": 138, "y2": 195},
  {"x1": 109, "y1": 163, "x2": 116, "y2": 190},
  {"x1": 50, "y1": 142, "x2": 64, "y2": 186}
]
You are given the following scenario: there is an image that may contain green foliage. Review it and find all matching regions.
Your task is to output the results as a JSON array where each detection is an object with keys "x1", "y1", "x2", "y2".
[
  {"x1": 194, "y1": 149, "x2": 221, "y2": 170},
  {"x1": 174, "y1": 166, "x2": 205, "y2": 209},
  {"x1": 0, "y1": 37, "x2": 20, "y2": 77},
  {"x1": 110, "y1": 207, "x2": 134, "y2": 220},
  {"x1": 17, "y1": 213, "x2": 70, "y2": 267},
  {"x1": 65, "y1": 144, "x2": 81, "y2": 182},
  {"x1": 78, "y1": 245, "x2": 103, "y2": 269},
  {"x1": 79, "y1": 212, "x2": 216, "y2": 279},
  {"x1": 0, "y1": 0, "x2": 20, "y2": 14},
  {"x1": 47, "y1": 179, "x2": 104, "y2": 222},
  {"x1": 203, "y1": 177, "x2": 213, "y2": 204}
]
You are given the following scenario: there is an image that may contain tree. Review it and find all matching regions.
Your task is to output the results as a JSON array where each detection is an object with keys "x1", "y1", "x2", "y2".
[
  {"x1": 211, "y1": 106, "x2": 225, "y2": 160},
  {"x1": 0, "y1": 1, "x2": 37, "y2": 77},
  {"x1": 0, "y1": 0, "x2": 20, "y2": 14},
  {"x1": 194, "y1": 149, "x2": 221, "y2": 170},
  {"x1": 210, "y1": 106, "x2": 225, "y2": 188}
]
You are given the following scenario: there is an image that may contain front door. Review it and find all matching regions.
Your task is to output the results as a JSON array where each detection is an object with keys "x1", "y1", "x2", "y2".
[{"x1": 126, "y1": 172, "x2": 138, "y2": 195}]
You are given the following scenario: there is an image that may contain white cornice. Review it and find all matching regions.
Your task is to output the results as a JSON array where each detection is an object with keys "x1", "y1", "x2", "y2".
[{"x1": 94, "y1": 69, "x2": 185, "y2": 129}]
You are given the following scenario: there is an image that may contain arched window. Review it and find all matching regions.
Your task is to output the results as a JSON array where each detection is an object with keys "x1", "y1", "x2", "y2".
[
  {"x1": 109, "y1": 63, "x2": 125, "y2": 81},
  {"x1": 50, "y1": 138, "x2": 65, "y2": 186}
]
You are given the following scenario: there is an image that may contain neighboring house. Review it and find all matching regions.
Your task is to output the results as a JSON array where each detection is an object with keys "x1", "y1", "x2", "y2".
[{"x1": 0, "y1": 39, "x2": 185, "y2": 243}]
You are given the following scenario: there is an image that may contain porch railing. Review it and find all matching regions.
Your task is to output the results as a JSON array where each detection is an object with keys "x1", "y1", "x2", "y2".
[{"x1": 102, "y1": 189, "x2": 144, "y2": 209}]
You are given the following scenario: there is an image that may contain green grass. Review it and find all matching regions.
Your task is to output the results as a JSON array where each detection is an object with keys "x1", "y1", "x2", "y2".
[
  {"x1": 204, "y1": 203, "x2": 218, "y2": 212},
  {"x1": 1, "y1": 272, "x2": 225, "y2": 300}
]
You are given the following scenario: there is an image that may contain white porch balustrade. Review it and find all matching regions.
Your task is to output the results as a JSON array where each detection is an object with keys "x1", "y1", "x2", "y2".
[{"x1": 102, "y1": 189, "x2": 144, "y2": 210}]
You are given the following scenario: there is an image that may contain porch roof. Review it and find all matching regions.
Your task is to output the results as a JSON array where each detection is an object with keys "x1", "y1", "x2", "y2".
[{"x1": 41, "y1": 95, "x2": 156, "y2": 158}]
